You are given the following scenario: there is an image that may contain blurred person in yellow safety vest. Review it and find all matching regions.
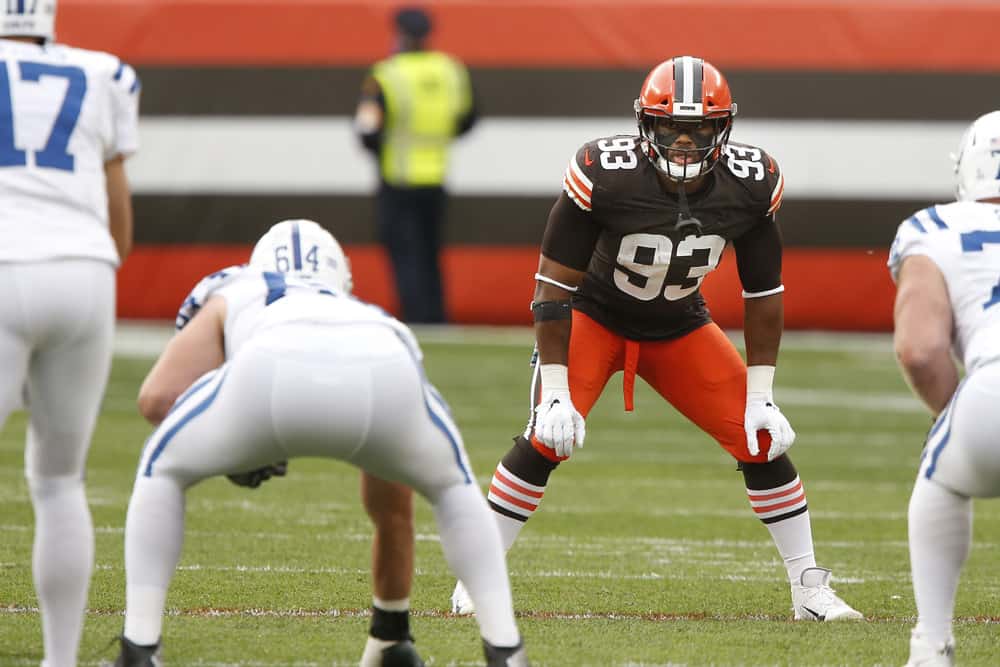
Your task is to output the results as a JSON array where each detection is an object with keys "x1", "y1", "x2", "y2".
[{"x1": 355, "y1": 6, "x2": 477, "y2": 324}]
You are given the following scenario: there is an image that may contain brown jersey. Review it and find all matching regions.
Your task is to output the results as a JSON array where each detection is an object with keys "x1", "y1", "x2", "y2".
[{"x1": 541, "y1": 134, "x2": 785, "y2": 341}]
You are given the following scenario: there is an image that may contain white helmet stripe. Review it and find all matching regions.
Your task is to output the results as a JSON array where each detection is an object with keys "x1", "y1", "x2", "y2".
[
  {"x1": 682, "y1": 57, "x2": 694, "y2": 104},
  {"x1": 671, "y1": 56, "x2": 704, "y2": 117}
]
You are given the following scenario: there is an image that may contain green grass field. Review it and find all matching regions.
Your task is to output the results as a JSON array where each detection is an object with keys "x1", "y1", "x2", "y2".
[{"x1": 1, "y1": 327, "x2": 997, "y2": 666}]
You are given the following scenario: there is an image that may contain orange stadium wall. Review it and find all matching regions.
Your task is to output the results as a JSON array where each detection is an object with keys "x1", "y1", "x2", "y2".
[
  {"x1": 118, "y1": 246, "x2": 896, "y2": 331},
  {"x1": 54, "y1": 0, "x2": 1000, "y2": 330}
]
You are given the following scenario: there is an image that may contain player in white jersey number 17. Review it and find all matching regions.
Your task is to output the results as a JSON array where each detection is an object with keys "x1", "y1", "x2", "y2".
[{"x1": 1, "y1": 2, "x2": 139, "y2": 667}]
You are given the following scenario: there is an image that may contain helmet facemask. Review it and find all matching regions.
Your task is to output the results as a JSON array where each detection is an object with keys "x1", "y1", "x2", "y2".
[{"x1": 637, "y1": 107, "x2": 734, "y2": 183}]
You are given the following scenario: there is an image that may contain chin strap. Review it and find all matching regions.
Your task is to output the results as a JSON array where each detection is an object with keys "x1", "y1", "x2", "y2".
[
  {"x1": 645, "y1": 138, "x2": 705, "y2": 234},
  {"x1": 675, "y1": 180, "x2": 703, "y2": 234}
]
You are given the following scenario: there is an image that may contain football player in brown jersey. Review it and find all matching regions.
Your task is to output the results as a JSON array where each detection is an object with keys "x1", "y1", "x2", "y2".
[{"x1": 453, "y1": 56, "x2": 862, "y2": 623}]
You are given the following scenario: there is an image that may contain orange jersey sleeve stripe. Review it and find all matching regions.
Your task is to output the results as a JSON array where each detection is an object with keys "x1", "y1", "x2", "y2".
[
  {"x1": 768, "y1": 174, "x2": 785, "y2": 216},
  {"x1": 563, "y1": 179, "x2": 592, "y2": 211},
  {"x1": 568, "y1": 159, "x2": 594, "y2": 195},
  {"x1": 564, "y1": 168, "x2": 592, "y2": 199}
]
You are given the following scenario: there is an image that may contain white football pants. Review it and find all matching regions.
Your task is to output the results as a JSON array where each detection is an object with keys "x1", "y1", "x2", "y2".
[
  {"x1": 918, "y1": 360, "x2": 1000, "y2": 498},
  {"x1": 126, "y1": 322, "x2": 520, "y2": 647},
  {"x1": 137, "y1": 323, "x2": 473, "y2": 496},
  {"x1": 907, "y1": 359, "x2": 1000, "y2": 648},
  {"x1": 0, "y1": 259, "x2": 115, "y2": 476},
  {"x1": 0, "y1": 259, "x2": 115, "y2": 667}
]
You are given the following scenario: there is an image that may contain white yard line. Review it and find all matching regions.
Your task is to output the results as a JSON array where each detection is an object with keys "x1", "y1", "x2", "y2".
[
  {"x1": 114, "y1": 322, "x2": 896, "y2": 357},
  {"x1": 2, "y1": 603, "x2": 996, "y2": 627},
  {"x1": 4, "y1": 525, "x2": 998, "y2": 553}
]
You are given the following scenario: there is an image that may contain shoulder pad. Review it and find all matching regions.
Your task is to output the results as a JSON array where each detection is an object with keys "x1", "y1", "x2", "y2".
[
  {"x1": 722, "y1": 142, "x2": 784, "y2": 216},
  {"x1": 175, "y1": 265, "x2": 247, "y2": 330},
  {"x1": 562, "y1": 135, "x2": 643, "y2": 212},
  {"x1": 887, "y1": 206, "x2": 953, "y2": 281},
  {"x1": 111, "y1": 59, "x2": 142, "y2": 96}
]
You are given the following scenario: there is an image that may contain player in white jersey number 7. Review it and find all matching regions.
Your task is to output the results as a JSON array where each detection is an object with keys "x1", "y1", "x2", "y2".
[
  {"x1": 114, "y1": 220, "x2": 529, "y2": 667},
  {"x1": 889, "y1": 110, "x2": 1000, "y2": 667}
]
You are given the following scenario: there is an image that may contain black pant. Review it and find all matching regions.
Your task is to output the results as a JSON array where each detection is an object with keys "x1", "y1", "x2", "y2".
[{"x1": 376, "y1": 183, "x2": 447, "y2": 324}]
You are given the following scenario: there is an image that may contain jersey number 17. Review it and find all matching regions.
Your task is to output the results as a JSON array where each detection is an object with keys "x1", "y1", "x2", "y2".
[{"x1": 0, "y1": 61, "x2": 87, "y2": 172}]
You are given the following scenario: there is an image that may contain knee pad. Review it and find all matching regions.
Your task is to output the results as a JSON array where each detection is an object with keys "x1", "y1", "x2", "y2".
[{"x1": 500, "y1": 435, "x2": 559, "y2": 487}]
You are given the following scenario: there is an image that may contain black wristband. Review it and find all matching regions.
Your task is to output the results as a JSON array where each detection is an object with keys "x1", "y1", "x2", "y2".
[{"x1": 531, "y1": 300, "x2": 572, "y2": 322}]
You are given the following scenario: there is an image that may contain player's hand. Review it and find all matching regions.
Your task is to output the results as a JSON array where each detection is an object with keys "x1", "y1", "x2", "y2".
[
  {"x1": 226, "y1": 461, "x2": 288, "y2": 489},
  {"x1": 533, "y1": 390, "x2": 586, "y2": 458},
  {"x1": 745, "y1": 394, "x2": 796, "y2": 461}
]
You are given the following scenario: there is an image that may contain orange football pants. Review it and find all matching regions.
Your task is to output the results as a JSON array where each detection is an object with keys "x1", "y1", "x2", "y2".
[{"x1": 530, "y1": 310, "x2": 772, "y2": 464}]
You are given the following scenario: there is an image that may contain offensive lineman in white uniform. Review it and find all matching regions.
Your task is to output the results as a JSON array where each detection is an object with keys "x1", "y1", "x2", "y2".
[
  {"x1": 889, "y1": 111, "x2": 1000, "y2": 667},
  {"x1": 0, "y1": 2, "x2": 138, "y2": 666},
  {"x1": 114, "y1": 220, "x2": 529, "y2": 667}
]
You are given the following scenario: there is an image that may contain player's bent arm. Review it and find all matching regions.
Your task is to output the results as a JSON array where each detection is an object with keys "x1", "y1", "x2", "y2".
[
  {"x1": 138, "y1": 296, "x2": 227, "y2": 425},
  {"x1": 743, "y1": 294, "x2": 783, "y2": 367},
  {"x1": 532, "y1": 254, "x2": 588, "y2": 454},
  {"x1": 893, "y1": 255, "x2": 959, "y2": 416},
  {"x1": 105, "y1": 155, "x2": 134, "y2": 263},
  {"x1": 734, "y1": 219, "x2": 785, "y2": 367},
  {"x1": 533, "y1": 254, "x2": 584, "y2": 366}
]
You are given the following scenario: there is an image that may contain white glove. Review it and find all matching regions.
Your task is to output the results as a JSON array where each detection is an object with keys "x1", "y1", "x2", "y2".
[
  {"x1": 533, "y1": 364, "x2": 586, "y2": 458},
  {"x1": 745, "y1": 394, "x2": 796, "y2": 461},
  {"x1": 744, "y1": 365, "x2": 795, "y2": 461}
]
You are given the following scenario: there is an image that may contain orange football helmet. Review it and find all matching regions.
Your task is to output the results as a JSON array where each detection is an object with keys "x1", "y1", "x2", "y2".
[{"x1": 634, "y1": 55, "x2": 737, "y2": 181}]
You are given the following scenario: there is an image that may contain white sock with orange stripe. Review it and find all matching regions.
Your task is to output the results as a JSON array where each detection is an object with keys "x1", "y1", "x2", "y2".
[
  {"x1": 487, "y1": 463, "x2": 546, "y2": 551},
  {"x1": 747, "y1": 476, "x2": 816, "y2": 584}
]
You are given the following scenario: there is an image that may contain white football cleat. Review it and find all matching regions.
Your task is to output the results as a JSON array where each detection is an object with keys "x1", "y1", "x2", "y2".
[
  {"x1": 791, "y1": 567, "x2": 863, "y2": 621},
  {"x1": 903, "y1": 631, "x2": 955, "y2": 667},
  {"x1": 451, "y1": 579, "x2": 475, "y2": 615}
]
